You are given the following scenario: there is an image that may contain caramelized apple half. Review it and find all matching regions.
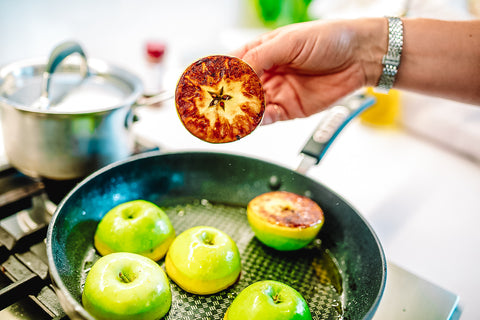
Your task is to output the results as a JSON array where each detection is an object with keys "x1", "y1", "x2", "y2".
[
  {"x1": 247, "y1": 191, "x2": 325, "y2": 251},
  {"x1": 175, "y1": 55, "x2": 265, "y2": 143}
]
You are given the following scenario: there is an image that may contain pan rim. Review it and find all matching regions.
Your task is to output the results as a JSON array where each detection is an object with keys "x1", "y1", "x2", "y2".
[{"x1": 46, "y1": 150, "x2": 387, "y2": 320}]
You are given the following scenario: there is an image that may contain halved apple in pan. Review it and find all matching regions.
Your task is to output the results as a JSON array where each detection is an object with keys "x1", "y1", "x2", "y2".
[
  {"x1": 247, "y1": 191, "x2": 325, "y2": 251},
  {"x1": 175, "y1": 55, "x2": 265, "y2": 143}
]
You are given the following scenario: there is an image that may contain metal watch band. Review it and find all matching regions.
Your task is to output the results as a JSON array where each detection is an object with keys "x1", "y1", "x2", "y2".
[{"x1": 376, "y1": 16, "x2": 404, "y2": 93}]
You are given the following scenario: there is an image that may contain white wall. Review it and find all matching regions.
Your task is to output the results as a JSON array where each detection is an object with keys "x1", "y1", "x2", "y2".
[{"x1": 0, "y1": 0, "x2": 246, "y2": 75}]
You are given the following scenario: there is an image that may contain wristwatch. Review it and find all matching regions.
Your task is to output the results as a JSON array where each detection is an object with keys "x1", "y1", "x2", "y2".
[{"x1": 376, "y1": 17, "x2": 404, "y2": 93}]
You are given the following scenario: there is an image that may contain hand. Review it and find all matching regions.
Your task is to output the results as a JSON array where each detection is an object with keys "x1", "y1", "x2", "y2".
[{"x1": 232, "y1": 19, "x2": 385, "y2": 124}]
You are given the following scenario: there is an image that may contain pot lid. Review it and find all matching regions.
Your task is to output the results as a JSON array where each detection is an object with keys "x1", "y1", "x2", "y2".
[{"x1": 0, "y1": 41, "x2": 143, "y2": 114}]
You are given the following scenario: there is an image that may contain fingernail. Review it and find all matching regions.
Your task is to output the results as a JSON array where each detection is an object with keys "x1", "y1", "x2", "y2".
[{"x1": 261, "y1": 113, "x2": 273, "y2": 125}]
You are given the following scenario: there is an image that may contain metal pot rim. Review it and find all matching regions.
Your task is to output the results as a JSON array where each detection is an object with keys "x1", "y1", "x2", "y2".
[{"x1": 0, "y1": 57, "x2": 143, "y2": 115}]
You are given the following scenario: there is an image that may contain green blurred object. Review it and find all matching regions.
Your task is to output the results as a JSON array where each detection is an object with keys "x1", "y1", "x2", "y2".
[
  {"x1": 257, "y1": 0, "x2": 282, "y2": 23},
  {"x1": 253, "y1": 0, "x2": 313, "y2": 28}
]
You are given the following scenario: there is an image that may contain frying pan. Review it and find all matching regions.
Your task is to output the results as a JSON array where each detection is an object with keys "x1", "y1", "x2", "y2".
[{"x1": 46, "y1": 95, "x2": 386, "y2": 319}]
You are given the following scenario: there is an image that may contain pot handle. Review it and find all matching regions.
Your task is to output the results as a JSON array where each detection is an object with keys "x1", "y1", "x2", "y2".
[
  {"x1": 296, "y1": 93, "x2": 376, "y2": 174},
  {"x1": 38, "y1": 41, "x2": 90, "y2": 108},
  {"x1": 126, "y1": 90, "x2": 174, "y2": 128},
  {"x1": 135, "y1": 90, "x2": 174, "y2": 107}
]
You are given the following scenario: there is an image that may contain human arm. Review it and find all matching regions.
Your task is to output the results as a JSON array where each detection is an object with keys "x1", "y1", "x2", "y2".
[
  {"x1": 232, "y1": 18, "x2": 480, "y2": 124},
  {"x1": 396, "y1": 18, "x2": 480, "y2": 105}
]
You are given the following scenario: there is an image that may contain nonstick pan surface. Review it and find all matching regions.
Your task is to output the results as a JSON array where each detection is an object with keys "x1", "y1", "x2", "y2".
[{"x1": 46, "y1": 151, "x2": 386, "y2": 320}]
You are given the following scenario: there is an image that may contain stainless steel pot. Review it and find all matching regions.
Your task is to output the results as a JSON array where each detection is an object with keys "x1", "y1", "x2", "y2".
[{"x1": 0, "y1": 41, "x2": 145, "y2": 180}]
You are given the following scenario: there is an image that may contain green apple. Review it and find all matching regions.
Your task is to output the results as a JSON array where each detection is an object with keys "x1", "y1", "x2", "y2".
[
  {"x1": 165, "y1": 226, "x2": 241, "y2": 295},
  {"x1": 224, "y1": 280, "x2": 312, "y2": 320},
  {"x1": 94, "y1": 200, "x2": 175, "y2": 261},
  {"x1": 82, "y1": 252, "x2": 172, "y2": 320}
]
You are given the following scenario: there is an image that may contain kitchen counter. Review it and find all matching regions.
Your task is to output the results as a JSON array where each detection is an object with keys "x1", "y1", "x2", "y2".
[{"x1": 1, "y1": 0, "x2": 479, "y2": 318}]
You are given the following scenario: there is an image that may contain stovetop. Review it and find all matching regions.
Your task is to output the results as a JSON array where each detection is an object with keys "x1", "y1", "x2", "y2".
[{"x1": 0, "y1": 164, "x2": 69, "y2": 319}]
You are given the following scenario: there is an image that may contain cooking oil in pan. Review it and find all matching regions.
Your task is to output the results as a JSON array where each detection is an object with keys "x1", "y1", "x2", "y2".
[{"x1": 73, "y1": 199, "x2": 344, "y2": 319}]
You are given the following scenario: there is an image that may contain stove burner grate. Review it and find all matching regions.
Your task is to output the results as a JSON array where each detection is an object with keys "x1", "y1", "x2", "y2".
[{"x1": 0, "y1": 165, "x2": 67, "y2": 319}]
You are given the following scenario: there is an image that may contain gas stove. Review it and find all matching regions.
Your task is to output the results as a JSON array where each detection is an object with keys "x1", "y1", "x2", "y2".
[
  {"x1": 0, "y1": 162, "x2": 461, "y2": 320},
  {"x1": 0, "y1": 164, "x2": 68, "y2": 319}
]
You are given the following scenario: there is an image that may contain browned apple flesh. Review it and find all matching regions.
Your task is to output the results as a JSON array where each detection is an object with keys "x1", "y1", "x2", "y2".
[
  {"x1": 175, "y1": 55, "x2": 265, "y2": 143},
  {"x1": 248, "y1": 191, "x2": 324, "y2": 228}
]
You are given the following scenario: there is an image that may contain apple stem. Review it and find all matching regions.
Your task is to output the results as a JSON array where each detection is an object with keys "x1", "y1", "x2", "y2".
[
  {"x1": 272, "y1": 294, "x2": 282, "y2": 304},
  {"x1": 200, "y1": 232, "x2": 215, "y2": 245},
  {"x1": 119, "y1": 271, "x2": 131, "y2": 283}
]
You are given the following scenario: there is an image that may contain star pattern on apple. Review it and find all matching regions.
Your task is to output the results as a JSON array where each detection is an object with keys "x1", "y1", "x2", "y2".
[{"x1": 208, "y1": 86, "x2": 232, "y2": 110}]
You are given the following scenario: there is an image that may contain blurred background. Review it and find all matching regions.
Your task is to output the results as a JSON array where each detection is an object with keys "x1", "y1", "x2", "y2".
[
  {"x1": 1, "y1": 0, "x2": 478, "y2": 161},
  {"x1": 1, "y1": 0, "x2": 479, "y2": 319}
]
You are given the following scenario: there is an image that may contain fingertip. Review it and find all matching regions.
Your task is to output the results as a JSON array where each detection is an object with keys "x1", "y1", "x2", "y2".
[
  {"x1": 261, "y1": 104, "x2": 288, "y2": 125},
  {"x1": 228, "y1": 48, "x2": 263, "y2": 78},
  {"x1": 229, "y1": 47, "x2": 245, "y2": 60},
  {"x1": 261, "y1": 112, "x2": 274, "y2": 125},
  {"x1": 243, "y1": 52, "x2": 264, "y2": 77}
]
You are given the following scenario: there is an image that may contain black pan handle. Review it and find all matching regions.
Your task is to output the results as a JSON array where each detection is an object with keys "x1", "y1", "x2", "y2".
[{"x1": 296, "y1": 94, "x2": 376, "y2": 174}]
